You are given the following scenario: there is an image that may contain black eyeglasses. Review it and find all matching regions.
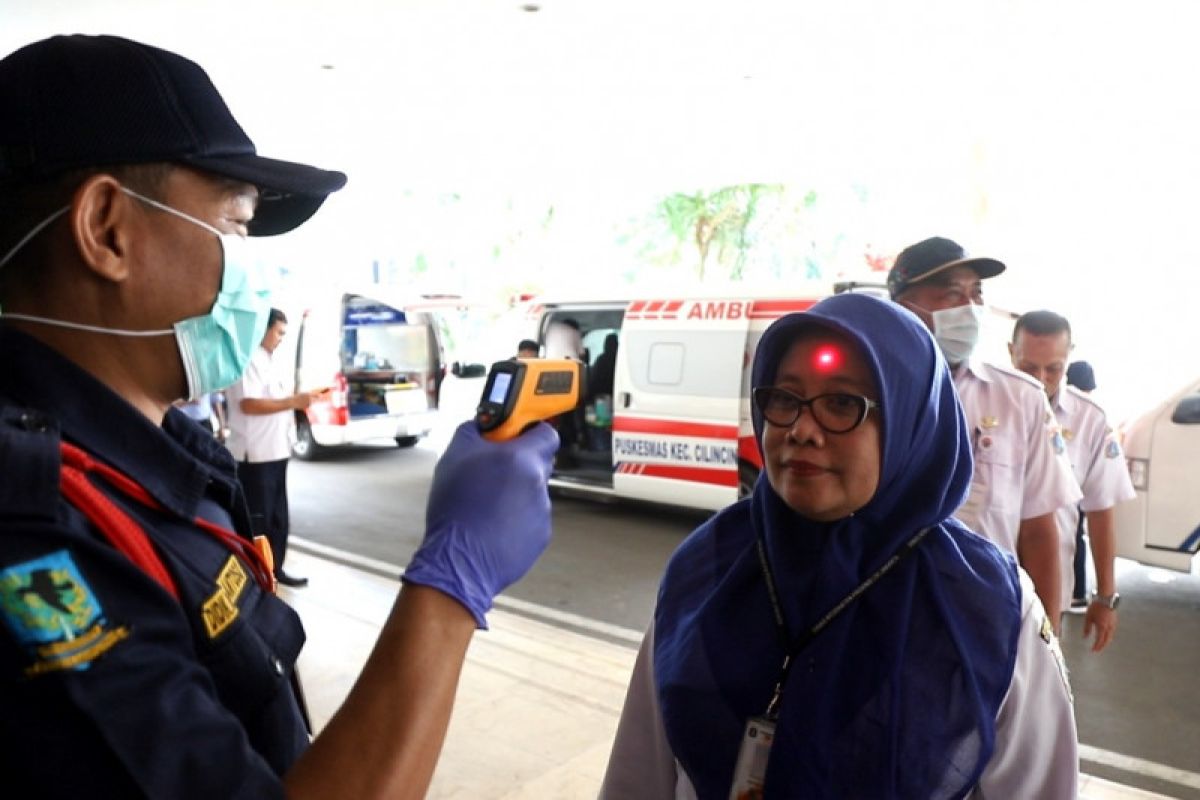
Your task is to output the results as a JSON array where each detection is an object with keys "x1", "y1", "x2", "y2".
[{"x1": 752, "y1": 386, "x2": 880, "y2": 434}]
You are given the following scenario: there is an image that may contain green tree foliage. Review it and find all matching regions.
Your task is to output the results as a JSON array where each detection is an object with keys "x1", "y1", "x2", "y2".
[{"x1": 658, "y1": 184, "x2": 783, "y2": 281}]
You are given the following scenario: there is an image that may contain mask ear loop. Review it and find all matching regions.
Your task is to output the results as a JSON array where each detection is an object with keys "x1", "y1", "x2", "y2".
[
  {"x1": 120, "y1": 187, "x2": 224, "y2": 237},
  {"x1": 0, "y1": 313, "x2": 173, "y2": 336},
  {"x1": 0, "y1": 206, "x2": 70, "y2": 271}
]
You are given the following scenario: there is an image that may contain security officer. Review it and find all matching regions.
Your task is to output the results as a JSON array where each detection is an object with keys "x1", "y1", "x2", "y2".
[
  {"x1": 1010, "y1": 311, "x2": 1134, "y2": 652},
  {"x1": 888, "y1": 237, "x2": 1080, "y2": 622},
  {"x1": 0, "y1": 34, "x2": 558, "y2": 799}
]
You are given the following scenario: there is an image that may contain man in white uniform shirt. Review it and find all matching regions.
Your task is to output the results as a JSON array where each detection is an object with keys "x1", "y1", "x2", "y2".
[
  {"x1": 1010, "y1": 311, "x2": 1135, "y2": 651},
  {"x1": 226, "y1": 308, "x2": 322, "y2": 587},
  {"x1": 543, "y1": 317, "x2": 584, "y2": 360},
  {"x1": 888, "y1": 237, "x2": 1081, "y2": 622}
]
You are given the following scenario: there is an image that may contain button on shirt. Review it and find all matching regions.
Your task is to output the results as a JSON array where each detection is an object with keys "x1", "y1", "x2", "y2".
[
  {"x1": 954, "y1": 361, "x2": 1082, "y2": 553},
  {"x1": 1051, "y1": 386, "x2": 1136, "y2": 607},
  {"x1": 0, "y1": 327, "x2": 307, "y2": 799},
  {"x1": 225, "y1": 345, "x2": 295, "y2": 463}
]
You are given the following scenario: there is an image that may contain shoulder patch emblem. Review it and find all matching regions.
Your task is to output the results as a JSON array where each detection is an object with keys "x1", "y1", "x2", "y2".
[
  {"x1": 1039, "y1": 616, "x2": 1073, "y2": 704},
  {"x1": 202, "y1": 555, "x2": 248, "y2": 639},
  {"x1": 0, "y1": 550, "x2": 129, "y2": 676},
  {"x1": 1106, "y1": 440, "x2": 1122, "y2": 459}
]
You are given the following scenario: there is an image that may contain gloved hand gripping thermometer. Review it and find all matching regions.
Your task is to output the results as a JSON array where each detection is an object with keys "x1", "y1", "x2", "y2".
[{"x1": 476, "y1": 358, "x2": 583, "y2": 441}]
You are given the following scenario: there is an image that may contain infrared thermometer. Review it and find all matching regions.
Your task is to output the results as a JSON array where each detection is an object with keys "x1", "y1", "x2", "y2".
[{"x1": 476, "y1": 358, "x2": 583, "y2": 442}]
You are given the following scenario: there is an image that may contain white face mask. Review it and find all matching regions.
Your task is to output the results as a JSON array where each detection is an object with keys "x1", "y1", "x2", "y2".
[{"x1": 928, "y1": 303, "x2": 985, "y2": 366}]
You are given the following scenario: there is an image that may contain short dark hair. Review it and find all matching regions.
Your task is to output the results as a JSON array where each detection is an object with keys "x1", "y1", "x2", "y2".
[
  {"x1": 1012, "y1": 310, "x2": 1071, "y2": 343},
  {"x1": 517, "y1": 339, "x2": 538, "y2": 353},
  {"x1": 268, "y1": 308, "x2": 288, "y2": 327}
]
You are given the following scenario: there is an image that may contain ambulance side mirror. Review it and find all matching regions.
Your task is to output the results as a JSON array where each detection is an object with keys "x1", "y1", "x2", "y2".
[
  {"x1": 452, "y1": 362, "x2": 488, "y2": 379},
  {"x1": 1170, "y1": 394, "x2": 1200, "y2": 424}
]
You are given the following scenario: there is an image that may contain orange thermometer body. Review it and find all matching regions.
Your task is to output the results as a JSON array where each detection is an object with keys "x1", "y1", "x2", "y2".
[{"x1": 476, "y1": 358, "x2": 582, "y2": 441}]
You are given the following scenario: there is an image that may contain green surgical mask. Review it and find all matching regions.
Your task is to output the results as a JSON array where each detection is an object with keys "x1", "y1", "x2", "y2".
[{"x1": 0, "y1": 188, "x2": 273, "y2": 399}]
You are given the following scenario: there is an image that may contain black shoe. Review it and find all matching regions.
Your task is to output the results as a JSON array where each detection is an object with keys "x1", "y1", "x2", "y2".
[{"x1": 276, "y1": 571, "x2": 309, "y2": 588}]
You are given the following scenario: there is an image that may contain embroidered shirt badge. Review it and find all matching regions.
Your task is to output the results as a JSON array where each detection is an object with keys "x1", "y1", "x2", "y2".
[{"x1": 0, "y1": 550, "x2": 129, "y2": 676}]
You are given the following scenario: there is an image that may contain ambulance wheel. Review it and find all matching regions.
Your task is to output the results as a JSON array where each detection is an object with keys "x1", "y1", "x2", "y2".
[
  {"x1": 394, "y1": 436, "x2": 420, "y2": 448},
  {"x1": 293, "y1": 418, "x2": 326, "y2": 461},
  {"x1": 738, "y1": 461, "x2": 760, "y2": 498}
]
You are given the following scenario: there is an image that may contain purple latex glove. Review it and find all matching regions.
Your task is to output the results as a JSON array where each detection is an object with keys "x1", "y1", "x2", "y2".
[{"x1": 402, "y1": 420, "x2": 559, "y2": 628}]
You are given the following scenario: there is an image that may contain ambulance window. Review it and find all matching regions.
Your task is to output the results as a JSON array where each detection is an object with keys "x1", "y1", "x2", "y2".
[
  {"x1": 647, "y1": 343, "x2": 685, "y2": 385},
  {"x1": 626, "y1": 330, "x2": 743, "y2": 398}
]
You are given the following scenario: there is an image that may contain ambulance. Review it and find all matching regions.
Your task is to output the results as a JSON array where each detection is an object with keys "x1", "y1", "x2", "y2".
[
  {"x1": 1113, "y1": 376, "x2": 1200, "y2": 572},
  {"x1": 287, "y1": 290, "x2": 453, "y2": 459},
  {"x1": 516, "y1": 283, "x2": 881, "y2": 511}
]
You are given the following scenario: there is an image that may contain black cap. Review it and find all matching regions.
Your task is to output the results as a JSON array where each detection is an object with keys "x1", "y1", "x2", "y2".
[
  {"x1": 1066, "y1": 361, "x2": 1097, "y2": 392},
  {"x1": 0, "y1": 34, "x2": 347, "y2": 236},
  {"x1": 887, "y1": 237, "x2": 1006, "y2": 298}
]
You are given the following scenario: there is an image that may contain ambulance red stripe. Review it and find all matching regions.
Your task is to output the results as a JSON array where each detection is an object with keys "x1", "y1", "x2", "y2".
[
  {"x1": 629, "y1": 464, "x2": 738, "y2": 487},
  {"x1": 748, "y1": 299, "x2": 818, "y2": 319},
  {"x1": 612, "y1": 417, "x2": 738, "y2": 439}
]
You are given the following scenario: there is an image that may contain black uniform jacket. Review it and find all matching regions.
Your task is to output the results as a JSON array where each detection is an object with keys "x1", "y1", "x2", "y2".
[{"x1": 0, "y1": 327, "x2": 308, "y2": 798}]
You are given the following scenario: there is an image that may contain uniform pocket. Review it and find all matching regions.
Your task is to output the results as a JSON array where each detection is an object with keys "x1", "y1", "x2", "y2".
[
  {"x1": 960, "y1": 430, "x2": 1021, "y2": 527},
  {"x1": 198, "y1": 590, "x2": 302, "y2": 721}
]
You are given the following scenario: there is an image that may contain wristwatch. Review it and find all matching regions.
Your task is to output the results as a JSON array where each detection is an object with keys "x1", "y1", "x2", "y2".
[{"x1": 1089, "y1": 592, "x2": 1121, "y2": 610}]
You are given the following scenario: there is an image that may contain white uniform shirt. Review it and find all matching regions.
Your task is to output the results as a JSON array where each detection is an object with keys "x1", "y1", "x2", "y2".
[
  {"x1": 599, "y1": 570, "x2": 1078, "y2": 800},
  {"x1": 544, "y1": 321, "x2": 584, "y2": 360},
  {"x1": 1051, "y1": 387, "x2": 1136, "y2": 608},
  {"x1": 953, "y1": 361, "x2": 1082, "y2": 554},
  {"x1": 178, "y1": 393, "x2": 215, "y2": 424},
  {"x1": 224, "y1": 346, "x2": 295, "y2": 463}
]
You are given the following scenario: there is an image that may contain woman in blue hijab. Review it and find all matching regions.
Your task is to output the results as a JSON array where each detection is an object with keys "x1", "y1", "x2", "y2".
[{"x1": 600, "y1": 294, "x2": 1077, "y2": 799}]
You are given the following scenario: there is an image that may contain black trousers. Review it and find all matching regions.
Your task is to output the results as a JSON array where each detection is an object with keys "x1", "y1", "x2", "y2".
[
  {"x1": 237, "y1": 458, "x2": 291, "y2": 574},
  {"x1": 1073, "y1": 506, "x2": 1088, "y2": 601}
]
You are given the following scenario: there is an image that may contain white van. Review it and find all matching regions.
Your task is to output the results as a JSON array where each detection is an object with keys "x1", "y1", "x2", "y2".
[
  {"x1": 289, "y1": 291, "x2": 446, "y2": 459},
  {"x1": 1113, "y1": 377, "x2": 1200, "y2": 572},
  {"x1": 513, "y1": 286, "x2": 841, "y2": 511}
]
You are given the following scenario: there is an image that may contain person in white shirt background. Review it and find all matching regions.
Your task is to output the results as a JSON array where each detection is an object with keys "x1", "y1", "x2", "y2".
[
  {"x1": 542, "y1": 318, "x2": 585, "y2": 461},
  {"x1": 1009, "y1": 311, "x2": 1135, "y2": 652},
  {"x1": 176, "y1": 391, "x2": 226, "y2": 440},
  {"x1": 225, "y1": 308, "x2": 324, "y2": 587},
  {"x1": 888, "y1": 236, "x2": 1081, "y2": 624},
  {"x1": 543, "y1": 317, "x2": 584, "y2": 360}
]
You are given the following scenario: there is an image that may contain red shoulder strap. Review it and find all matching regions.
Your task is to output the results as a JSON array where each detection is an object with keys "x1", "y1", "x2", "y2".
[
  {"x1": 58, "y1": 441, "x2": 276, "y2": 599},
  {"x1": 59, "y1": 442, "x2": 180, "y2": 599}
]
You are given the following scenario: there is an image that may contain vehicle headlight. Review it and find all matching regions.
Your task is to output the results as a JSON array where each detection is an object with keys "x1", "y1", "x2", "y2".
[{"x1": 1127, "y1": 457, "x2": 1149, "y2": 491}]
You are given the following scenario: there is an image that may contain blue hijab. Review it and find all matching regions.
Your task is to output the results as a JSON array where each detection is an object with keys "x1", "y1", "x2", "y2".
[{"x1": 654, "y1": 294, "x2": 1021, "y2": 799}]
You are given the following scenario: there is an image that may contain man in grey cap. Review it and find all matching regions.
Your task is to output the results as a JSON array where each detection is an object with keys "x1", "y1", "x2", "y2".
[
  {"x1": 888, "y1": 237, "x2": 1079, "y2": 624},
  {"x1": 0, "y1": 34, "x2": 558, "y2": 797}
]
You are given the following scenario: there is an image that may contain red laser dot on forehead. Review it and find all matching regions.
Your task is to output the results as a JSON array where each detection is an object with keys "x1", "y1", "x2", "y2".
[{"x1": 813, "y1": 345, "x2": 841, "y2": 371}]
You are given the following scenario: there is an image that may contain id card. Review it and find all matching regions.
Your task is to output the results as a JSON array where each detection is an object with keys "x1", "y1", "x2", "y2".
[{"x1": 728, "y1": 716, "x2": 775, "y2": 800}]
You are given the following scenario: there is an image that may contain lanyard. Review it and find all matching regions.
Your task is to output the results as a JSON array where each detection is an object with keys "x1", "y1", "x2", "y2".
[
  {"x1": 59, "y1": 441, "x2": 276, "y2": 596},
  {"x1": 754, "y1": 526, "x2": 931, "y2": 720}
]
